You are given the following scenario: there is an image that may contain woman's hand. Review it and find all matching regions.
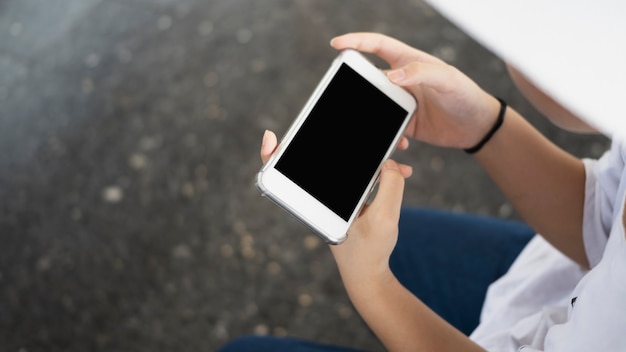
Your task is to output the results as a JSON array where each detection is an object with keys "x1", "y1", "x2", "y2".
[
  {"x1": 259, "y1": 132, "x2": 485, "y2": 352},
  {"x1": 331, "y1": 32, "x2": 501, "y2": 149},
  {"x1": 260, "y1": 130, "x2": 411, "y2": 287},
  {"x1": 328, "y1": 158, "x2": 407, "y2": 291}
]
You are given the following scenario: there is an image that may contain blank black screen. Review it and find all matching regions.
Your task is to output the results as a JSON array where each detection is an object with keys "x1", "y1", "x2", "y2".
[{"x1": 275, "y1": 63, "x2": 408, "y2": 221}]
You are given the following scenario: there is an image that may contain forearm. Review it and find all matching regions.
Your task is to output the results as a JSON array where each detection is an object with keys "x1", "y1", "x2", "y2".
[
  {"x1": 342, "y1": 269, "x2": 485, "y2": 352},
  {"x1": 473, "y1": 106, "x2": 587, "y2": 267}
]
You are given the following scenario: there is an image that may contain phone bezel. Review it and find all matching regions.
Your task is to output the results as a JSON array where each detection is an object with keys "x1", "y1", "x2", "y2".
[{"x1": 256, "y1": 49, "x2": 417, "y2": 244}]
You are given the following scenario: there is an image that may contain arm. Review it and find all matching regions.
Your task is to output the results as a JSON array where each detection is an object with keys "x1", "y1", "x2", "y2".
[
  {"x1": 329, "y1": 160, "x2": 485, "y2": 352},
  {"x1": 331, "y1": 32, "x2": 588, "y2": 268},
  {"x1": 473, "y1": 107, "x2": 587, "y2": 267},
  {"x1": 260, "y1": 131, "x2": 484, "y2": 351},
  {"x1": 337, "y1": 264, "x2": 485, "y2": 352}
]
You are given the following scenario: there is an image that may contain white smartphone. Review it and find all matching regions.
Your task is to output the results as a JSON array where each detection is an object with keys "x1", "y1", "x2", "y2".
[{"x1": 255, "y1": 49, "x2": 417, "y2": 244}]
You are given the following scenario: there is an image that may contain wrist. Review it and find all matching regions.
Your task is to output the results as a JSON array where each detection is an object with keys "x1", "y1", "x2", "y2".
[
  {"x1": 464, "y1": 96, "x2": 507, "y2": 153},
  {"x1": 340, "y1": 265, "x2": 397, "y2": 301}
]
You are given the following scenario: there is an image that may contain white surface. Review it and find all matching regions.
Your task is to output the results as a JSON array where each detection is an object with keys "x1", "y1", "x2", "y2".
[{"x1": 424, "y1": 0, "x2": 626, "y2": 139}]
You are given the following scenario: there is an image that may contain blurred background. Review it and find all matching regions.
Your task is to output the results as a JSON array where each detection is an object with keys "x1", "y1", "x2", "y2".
[{"x1": 0, "y1": 0, "x2": 610, "y2": 351}]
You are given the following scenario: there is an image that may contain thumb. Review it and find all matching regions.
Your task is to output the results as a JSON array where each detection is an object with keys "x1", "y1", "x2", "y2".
[
  {"x1": 387, "y1": 61, "x2": 456, "y2": 94},
  {"x1": 368, "y1": 160, "x2": 405, "y2": 222},
  {"x1": 260, "y1": 130, "x2": 278, "y2": 164}
]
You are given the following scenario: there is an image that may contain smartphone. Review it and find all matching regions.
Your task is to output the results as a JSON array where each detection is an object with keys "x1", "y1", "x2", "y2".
[{"x1": 255, "y1": 49, "x2": 417, "y2": 244}]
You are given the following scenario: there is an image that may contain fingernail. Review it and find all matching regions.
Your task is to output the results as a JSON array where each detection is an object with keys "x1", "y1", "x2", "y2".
[
  {"x1": 387, "y1": 69, "x2": 405, "y2": 82},
  {"x1": 262, "y1": 130, "x2": 269, "y2": 146}
]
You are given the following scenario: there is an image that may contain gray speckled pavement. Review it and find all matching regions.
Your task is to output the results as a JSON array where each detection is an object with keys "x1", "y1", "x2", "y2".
[{"x1": 0, "y1": 1, "x2": 610, "y2": 351}]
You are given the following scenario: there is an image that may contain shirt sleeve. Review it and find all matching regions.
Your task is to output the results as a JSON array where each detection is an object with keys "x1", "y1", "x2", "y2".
[
  {"x1": 582, "y1": 141, "x2": 624, "y2": 267},
  {"x1": 517, "y1": 140, "x2": 626, "y2": 351}
]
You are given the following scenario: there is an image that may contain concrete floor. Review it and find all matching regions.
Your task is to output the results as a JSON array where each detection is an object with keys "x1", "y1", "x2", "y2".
[{"x1": 0, "y1": 0, "x2": 610, "y2": 351}]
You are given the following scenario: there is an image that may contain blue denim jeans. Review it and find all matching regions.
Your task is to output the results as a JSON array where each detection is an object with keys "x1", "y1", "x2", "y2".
[{"x1": 218, "y1": 207, "x2": 535, "y2": 352}]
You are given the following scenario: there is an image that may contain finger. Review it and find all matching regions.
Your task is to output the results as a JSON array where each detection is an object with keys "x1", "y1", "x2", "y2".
[
  {"x1": 396, "y1": 136, "x2": 410, "y2": 151},
  {"x1": 260, "y1": 130, "x2": 278, "y2": 164},
  {"x1": 330, "y1": 32, "x2": 442, "y2": 67},
  {"x1": 369, "y1": 160, "x2": 405, "y2": 221},
  {"x1": 397, "y1": 163, "x2": 413, "y2": 178},
  {"x1": 373, "y1": 162, "x2": 411, "y2": 184}
]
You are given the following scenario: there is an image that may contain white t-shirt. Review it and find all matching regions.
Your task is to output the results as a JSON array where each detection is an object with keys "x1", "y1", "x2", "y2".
[{"x1": 470, "y1": 139, "x2": 626, "y2": 351}]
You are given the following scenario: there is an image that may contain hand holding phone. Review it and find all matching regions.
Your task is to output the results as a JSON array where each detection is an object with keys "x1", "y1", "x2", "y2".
[{"x1": 256, "y1": 49, "x2": 417, "y2": 244}]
